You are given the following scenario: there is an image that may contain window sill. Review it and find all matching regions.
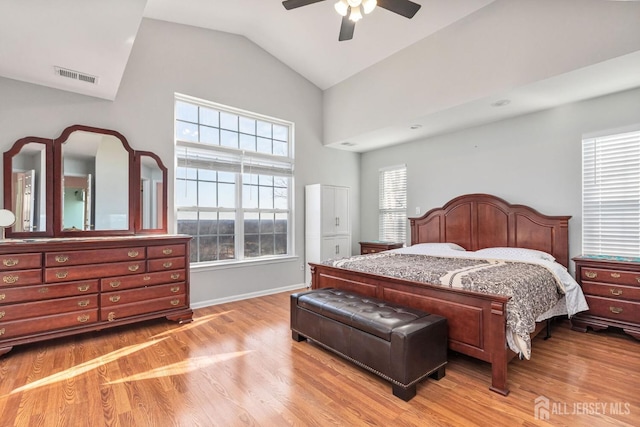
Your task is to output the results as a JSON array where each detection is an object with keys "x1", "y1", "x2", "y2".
[{"x1": 189, "y1": 255, "x2": 300, "y2": 273}]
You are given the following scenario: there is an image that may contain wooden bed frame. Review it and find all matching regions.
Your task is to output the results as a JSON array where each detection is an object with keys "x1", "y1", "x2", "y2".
[{"x1": 309, "y1": 193, "x2": 571, "y2": 396}]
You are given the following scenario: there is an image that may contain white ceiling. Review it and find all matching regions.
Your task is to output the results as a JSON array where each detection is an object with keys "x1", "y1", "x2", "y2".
[{"x1": 1, "y1": 0, "x2": 639, "y2": 152}]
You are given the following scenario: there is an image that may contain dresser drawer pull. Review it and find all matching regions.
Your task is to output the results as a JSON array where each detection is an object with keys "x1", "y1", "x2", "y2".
[
  {"x1": 2, "y1": 275, "x2": 18, "y2": 284},
  {"x1": 0, "y1": 328, "x2": 5, "y2": 336},
  {"x1": 143, "y1": 276, "x2": 151, "y2": 281},
  {"x1": 77, "y1": 300, "x2": 90, "y2": 307},
  {"x1": 162, "y1": 248, "x2": 173, "y2": 255},
  {"x1": 128, "y1": 265, "x2": 140, "y2": 272},
  {"x1": 109, "y1": 295, "x2": 121, "y2": 303},
  {"x1": 107, "y1": 312, "x2": 116, "y2": 322},
  {"x1": 55, "y1": 255, "x2": 69, "y2": 263},
  {"x1": 170, "y1": 286, "x2": 180, "y2": 293},
  {"x1": 0, "y1": 294, "x2": 4, "y2": 301},
  {"x1": 2, "y1": 258, "x2": 19, "y2": 267},
  {"x1": 56, "y1": 271, "x2": 68, "y2": 279},
  {"x1": 585, "y1": 271, "x2": 598, "y2": 279},
  {"x1": 78, "y1": 285, "x2": 91, "y2": 292},
  {"x1": 38, "y1": 287, "x2": 49, "y2": 293},
  {"x1": 128, "y1": 250, "x2": 139, "y2": 258},
  {"x1": 609, "y1": 306, "x2": 623, "y2": 314},
  {"x1": 0, "y1": 311, "x2": 5, "y2": 320},
  {"x1": 109, "y1": 281, "x2": 121, "y2": 288},
  {"x1": 163, "y1": 262, "x2": 173, "y2": 268},
  {"x1": 170, "y1": 299, "x2": 180, "y2": 306},
  {"x1": 170, "y1": 273, "x2": 180, "y2": 280},
  {"x1": 77, "y1": 314, "x2": 90, "y2": 323},
  {"x1": 610, "y1": 288, "x2": 623, "y2": 296},
  {"x1": 636, "y1": 277, "x2": 640, "y2": 284},
  {"x1": 610, "y1": 273, "x2": 621, "y2": 278}
]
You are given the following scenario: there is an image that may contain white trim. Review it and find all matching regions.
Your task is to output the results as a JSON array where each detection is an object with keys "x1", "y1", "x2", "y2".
[
  {"x1": 582, "y1": 123, "x2": 640, "y2": 140},
  {"x1": 189, "y1": 255, "x2": 300, "y2": 272},
  {"x1": 378, "y1": 163, "x2": 406, "y2": 172},
  {"x1": 190, "y1": 283, "x2": 307, "y2": 309}
]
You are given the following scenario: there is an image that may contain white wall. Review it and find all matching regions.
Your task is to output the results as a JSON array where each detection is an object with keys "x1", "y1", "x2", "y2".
[
  {"x1": 0, "y1": 18, "x2": 360, "y2": 305},
  {"x1": 359, "y1": 87, "x2": 640, "y2": 271}
]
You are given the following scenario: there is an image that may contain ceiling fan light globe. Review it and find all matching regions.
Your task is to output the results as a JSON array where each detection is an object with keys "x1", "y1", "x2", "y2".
[
  {"x1": 347, "y1": 0, "x2": 361, "y2": 8},
  {"x1": 334, "y1": 0, "x2": 348, "y2": 16},
  {"x1": 349, "y1": 5, "x2": 363, "y2": 21},
  {"x1": 362, "y1": 0, "x2": 376, "y2": 14}
]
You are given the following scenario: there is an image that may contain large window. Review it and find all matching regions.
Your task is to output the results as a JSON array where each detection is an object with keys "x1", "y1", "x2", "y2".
[
  {"x1": 379, "y1": 165, "x2": 407, "y2": 243},
  {"x1": 583, "y1": 129, "x2": 640, "y2": 257},
  {"x1": 175, "y1": 95, "x2": 294, "y2": 264}
]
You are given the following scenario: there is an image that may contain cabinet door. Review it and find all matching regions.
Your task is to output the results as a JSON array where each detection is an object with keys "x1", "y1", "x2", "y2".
[
  {"x1": 321, "y1": 186, "x2": 337, "y2": 235},
  {"x1": 333, "y1": 186, "x2": 350, "y2": 235},
  {"x1": 321, "y1": 236, "x2": 351, "y2": 260}
]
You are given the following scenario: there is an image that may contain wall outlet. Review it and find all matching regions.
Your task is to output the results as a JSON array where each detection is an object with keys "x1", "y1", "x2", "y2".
[
  {"x1": 415, "y1": 207, "x2": 421, "y2": 215},
  {"x1": 300, "y1": 263, "x2": 305, "y2": 271}
]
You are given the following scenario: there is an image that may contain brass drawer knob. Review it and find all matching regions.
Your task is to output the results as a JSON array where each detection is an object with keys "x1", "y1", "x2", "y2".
[
  {"x1": 170, "y1": 286, "x2": 180, "y2": 293},
  {"x1": 128, "y1": 265, "x2": 140, "y2": 272},
  {"x1": 109, "y1": 295, "x2": 121, "y2": 303},
  {"x1": 2, "y1": 259, "x2": 18, "y2": 267},
  {"x1": 610, "y1": 273, "x2": 621, "y2": 278},
  {"x1": 78, "y1": 284, "x2": 90, "y2": 292},
  {"x1": 2, "y1": 275, "x2": 18, "y2": 284},
  {"x1": 585, "y1": 271, "x2": 598, "y2": 279},
  {"x1": 163, "y1": 262, "x2": 173, "y2": 268},
  {"x1": 107, "y1": 312, "x2": 116, "y2": 322},
  {"x1": 170, "y1": 299, "x2": 180, "y2": 306},
  {"x1": 0, "y1": 328, "x2": 5, "y2": 336},
  {"x1": 128, "y1": 250, "x2": 139, "y2": 258},
  {"x1": 38, "y1": 287, "x2": 49, "y2": 293},
  {"x1": 143, "y1": 276, "x2": 151, "y2": 281},
  {"x1": 0, "y1": 294, "x2": 5, "y2": 301},
  {"x1": 77, "y1": 314, "x2": 90, "y2": 323},
  {"x1": 55, "y1": 255, "x2": 69, "y2": 263},
  {"x1": 109, "y1": 281, "x2": 121, "y2": 288},
  {"x1": 56, "y1": 271, "x2": 68, "y2": 279},
  {"x1": 170, "y1": 273, "x2": 180, "y2": 280},
  {"x1": 0, "y1": 311, "x2": 5, "y2": 320},
  {"x1": 610, "y1": 288, "x2": 623, "y2": 296},
  {"x1": 609, "y1": 306, "x2": 623, "y2": 314},
  {"x1": 77, "y1": 300, "x2": 90, "y2": 307},
  {"x1": 162, "y1": 248, "x2": 173, "y2": 255}
]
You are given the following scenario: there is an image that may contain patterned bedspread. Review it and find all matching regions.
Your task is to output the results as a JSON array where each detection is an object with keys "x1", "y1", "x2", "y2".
[{"x1": 325, "y1": 253, "x2": 565, "y2": 359}]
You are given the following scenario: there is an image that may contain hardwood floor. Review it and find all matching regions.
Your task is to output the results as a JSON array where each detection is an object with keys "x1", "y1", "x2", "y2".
[{"x1": 0, "y1": 289, "x2": 638, "y2": 426}]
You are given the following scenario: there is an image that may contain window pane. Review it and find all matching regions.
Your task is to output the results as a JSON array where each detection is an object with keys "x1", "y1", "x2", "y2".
[
  {"x1": 177, "y1": 211, "x2": 197, "y2": 235},
  {"x1": 176, "y1": 166, "x2": 197, "y2": 180},
  {"x1": 198, "y1": 169, "x2": 216, "y2": 181},
  {"x1": 199, "y1": 126, "x2": 219, "y2": 145},
  {"x1": 220, "y1": 112, "x2": 238, "y2": 131},
  {"x1": 218, "y1": 235, "x2": 235, "y2": 260},
  {"x1": 245, "y1": 212, "x2": 259, "y2": 234},
  {"x1": 176, "y1": 101, "x2": 198, "y2": 122},
  {"x1": 245, "y1": 234, "x2": 259, "y2": 258},
  {"x1": 240, "y1": 134, "x2": 256, "y2": 151},
  {"x1": 200, "y1": 107, "x2": 219, "y2": 127},
  {"x1": 220, "y1": 130, "x2": 239, "y2": 148},
  {"x1": 239, "y1": 117, "x2": 256, "y2": 135},
  {"x1": 275, "y1": 233, "x2": 287, "y2": 255},
  {"x1": 273, "y1": 140, "x2": 287, "y2": 156},
  {"x1": 199, "y1": 211, "x2": 218, "y2": 236},
  {"x1": 260, "y1": 213, "x2": 274, "y2": 233},
  {"x1": 218, "y1": 171, "x2": 235, "y2": 183},
  {"x1": 273, "y1": 124, "x2": 288, "y2": 142},
  {"x1": 259, "y1": 175, "x2": 273, "y2": 186},
  {"x1": 176, "y1": 180, "x2": 197, "y2": 207},
  {"x1": 274, "y1": 186, "x2": 288, "y2": 210},
  {"x1": 198, "y1": 181, "x2": 217, "y2": 208},
  {"x1": 275, "y1": 213, "x2": 287, "y2": 233},
  {"x1": 176, "y1": 121, "x2": 198, "y2": 142},
  {"x1": 218, "y1": 182, "x2": 236, "y2": 208},
  {"x1": 259, "y1": 186, "x2": 274, "y2": 209},
  {"x1": 199, "y1": 236, "x2": 218, "y2": 262},
  {"x1": 219, "y1": 212, "x2": 235, "y2": 235},
  {"x1": 243, "y1": 184, "x2": 258, "y2": 209},
  {"x1": 257, "y1": 137, "x2": 271, "y2": 154},
  {"x1": 260, "y1": 236, "x2": 274, "y2": 256},
  {"x1": 257, "y1": 121, "x2": 272, "y2": 138}
]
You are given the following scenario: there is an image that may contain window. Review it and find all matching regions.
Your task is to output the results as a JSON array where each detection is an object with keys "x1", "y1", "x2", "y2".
[
  {"x1": 583, "y1": 129, "x2": 640, "y2": 257},
  {"x1": 175, "y1": 95, "x2": 294, "y2": 264},
  {"x1": 379, "y1": 165, "x2": 407, "y2": 243}
]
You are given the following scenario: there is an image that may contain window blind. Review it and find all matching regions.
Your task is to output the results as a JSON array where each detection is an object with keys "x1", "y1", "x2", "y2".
[
  {"x1": 583, "y1": 130, "x2": 640, "y2": 257},
  {"x1": 379, "y1": 165, "x2": 407, "y2": 243}
]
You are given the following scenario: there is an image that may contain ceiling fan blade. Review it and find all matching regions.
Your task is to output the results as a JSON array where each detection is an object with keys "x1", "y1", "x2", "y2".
[
  {"x1": 338, "y1": 15, "x2": 356, "y2": 41},
  {"x1": 282, "y1": 0, "x2": 326, "y2": 10},
  {"x1": 376, "y1": 0, "x2": 421, "y2": 18}
]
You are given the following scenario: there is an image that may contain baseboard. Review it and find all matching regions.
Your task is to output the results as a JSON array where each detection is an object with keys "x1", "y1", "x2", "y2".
[{"x1": 190, "y1": 283, "x2": 308, "y2": 309}]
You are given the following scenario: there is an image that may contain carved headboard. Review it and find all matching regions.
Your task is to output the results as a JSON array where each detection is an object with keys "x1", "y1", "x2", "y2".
[{"x1": 409, "y1": 194, "x2": 571, "y2": 268}]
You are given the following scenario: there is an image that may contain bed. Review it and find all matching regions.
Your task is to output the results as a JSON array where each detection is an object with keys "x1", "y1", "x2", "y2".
[{"x1": 308, "y1": 193, "x2": 587, "y2": 396}]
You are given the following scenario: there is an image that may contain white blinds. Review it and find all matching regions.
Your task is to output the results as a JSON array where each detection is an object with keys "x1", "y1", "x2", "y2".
[
  {"x1": 583, "y1": 130, "x2": 640, "y2": 257},
  {"x1": 379, "y1": 165, "x2": 407, "y2": 243}
]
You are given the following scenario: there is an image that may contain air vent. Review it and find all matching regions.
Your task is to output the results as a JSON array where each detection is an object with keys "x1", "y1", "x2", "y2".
[{"x1": 54, "y1": 66, "x2": 98, "y2": 85}]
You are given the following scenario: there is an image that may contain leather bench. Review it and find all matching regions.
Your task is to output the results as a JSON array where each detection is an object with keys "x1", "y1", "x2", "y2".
[{"x1": 290, "y1": 288, "x2": 447, "y2": 401}]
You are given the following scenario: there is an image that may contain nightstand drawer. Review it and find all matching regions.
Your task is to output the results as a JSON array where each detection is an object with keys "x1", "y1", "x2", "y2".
[
  {"x1": 359, "y1": 241, "x2": 403, "y2": 255},
  {"x1": 581, "y1": 281, "x2": 640, "y2": 302},
  {"x1": 580, "y1": 268, "x2": 640, "y2": 287},
  {"x1": 584, "y1": 295, "x2": 640, "y2": 324}
]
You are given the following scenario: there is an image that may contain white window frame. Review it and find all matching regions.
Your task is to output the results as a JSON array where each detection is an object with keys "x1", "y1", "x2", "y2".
[
  {"x1": 378, "y1": 164, "x2": 407, "y2": 244},
  {"x1": 174, "y1": 93, "x2": 295, "y2": 266}
]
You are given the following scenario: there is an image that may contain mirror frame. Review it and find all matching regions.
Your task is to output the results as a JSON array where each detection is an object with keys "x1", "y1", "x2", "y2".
[
  {"x1": 134, "y1": 151, "x2": 168, "y2": 234},
  {"x1": 3, "y1": 136, "x2": 54, "y2": 238},
  {"x1": 53, "y1": 125, "x2": 136, "y2": 237}
]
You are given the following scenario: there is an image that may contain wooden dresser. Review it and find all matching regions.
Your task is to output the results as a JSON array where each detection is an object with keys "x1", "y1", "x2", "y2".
[
  {"x1": 359, "y1": 241, "x2": 404, "y2": 255},
  {"x1": 0, "y1": 235, "x2": 192, "y2": 356},
  {"x1": 571, "y1": 256, "x2": 640, "y2": 340}
]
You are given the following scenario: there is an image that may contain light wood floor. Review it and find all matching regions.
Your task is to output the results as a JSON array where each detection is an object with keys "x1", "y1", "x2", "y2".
[{"x1": 0, "y1": 289, "x2": 638, "y2": 427}]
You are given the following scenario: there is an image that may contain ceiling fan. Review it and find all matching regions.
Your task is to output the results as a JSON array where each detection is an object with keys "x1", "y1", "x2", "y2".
[{"x1": 282, "y1": 0, "x2": 422, "y2": 41}]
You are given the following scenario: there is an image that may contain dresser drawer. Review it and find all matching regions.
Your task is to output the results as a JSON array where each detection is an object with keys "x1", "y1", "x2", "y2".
[
  {"x1": 0, "y1": 269, "x2": 42, "y2": 287},
  {"x1": 0, "y1": 309, "x2": 98, "y2": 340},
  {"x1": 0, "y1": 295, "x2": 98, "y2": 323},
  {"x1": 0, "y1": 253, "x2": 41, "y2": 271},
  {"x1": 45, "y1": 260, "x2": 146, "y2": 283},
  {"x1": 101, "y1": 282, "x2": 186, "y2": 307},
  {"x1": 0, "y1": 280, "x2": 98, "y2": 305},
  {"x1": 580, "y1": 267, "x2": 640, "y2": 287},
  {"x1": 584, "y1": 295, "x2": 640, "y2": 324},
  {"x1": 45, "y1": 247, "x2": 146, "y2": 267},
  {"x1": 101, "y1": 295, "x2": 187, "y2": 321},
  {"x1": 581, "y1": 281, "x2": 640, "y2": 302},
  {"x1": 147, "y1": 257, "x2": 185, "y2": 272},
  {"x1": 100, "y1": 270, "x2": 186, "y2": 292},
  {"x1": 147, "y1": 244, "x2": 185, "y2": 259}
]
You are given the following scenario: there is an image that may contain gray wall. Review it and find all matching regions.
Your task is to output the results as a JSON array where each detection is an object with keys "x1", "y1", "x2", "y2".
[
  {"x1": 359, "y1": 87, "x2": 640, "y2": 270},
  {"x1": 0, "y1": 19, "x2": 360, "y2": 306}
]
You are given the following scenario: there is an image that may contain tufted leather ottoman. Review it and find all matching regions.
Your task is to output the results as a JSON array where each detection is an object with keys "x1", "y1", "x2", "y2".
[{"x1": 290, "y1": 288, "x2": 447, "y2": 401}]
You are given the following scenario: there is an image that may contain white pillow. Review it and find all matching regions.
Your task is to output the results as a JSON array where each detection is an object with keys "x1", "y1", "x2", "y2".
[
  {"x1": 391, "y1": 242, "x2": 466, "y2": 255},
  {"x1": 474, "y1": 247, "x2": 555, "y2": 262}
]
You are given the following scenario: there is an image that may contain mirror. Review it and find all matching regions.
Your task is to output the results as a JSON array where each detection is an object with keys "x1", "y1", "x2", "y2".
[
  {"x1": 137, "y1": 152, "x2": 167, "y2": 232},
  {"x1": 3, "y1": 137, "x2": 53, "y2": 237}
]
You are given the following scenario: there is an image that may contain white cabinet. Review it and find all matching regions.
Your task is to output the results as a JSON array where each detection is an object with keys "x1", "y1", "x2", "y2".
[{"x1": 305, "y1": 184, "x2": 351, "y2": 285}]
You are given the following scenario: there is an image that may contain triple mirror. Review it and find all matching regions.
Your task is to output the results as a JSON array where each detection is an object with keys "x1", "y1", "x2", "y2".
[{"x1": 3, "y1": 125, "x2": 168, "y2": 238}]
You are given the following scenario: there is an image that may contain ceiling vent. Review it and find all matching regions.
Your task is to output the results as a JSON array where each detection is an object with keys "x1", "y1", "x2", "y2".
[{"x1": 54, "y1": 66, "x2": 98, "y2": 84}]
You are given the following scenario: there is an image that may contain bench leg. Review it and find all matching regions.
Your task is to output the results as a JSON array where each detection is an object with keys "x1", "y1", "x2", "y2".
[
  {"x1": 291, "y1": 331, "x2": 307, "y2": 342},
  {"x1": 392, "y1": 384, "x2": 416, "y2": 402},
  {"x1": 430, "y1": 366, "x2": 446, "y2": 381}
]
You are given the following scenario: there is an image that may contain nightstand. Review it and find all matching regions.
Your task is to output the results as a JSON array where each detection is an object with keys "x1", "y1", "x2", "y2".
[
  {"x1": 571, "y1": 256, "x2": 640, "y2": 340},
  {"x1": 359, "y1": 241, "x2": 403, "y2": 255}
]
